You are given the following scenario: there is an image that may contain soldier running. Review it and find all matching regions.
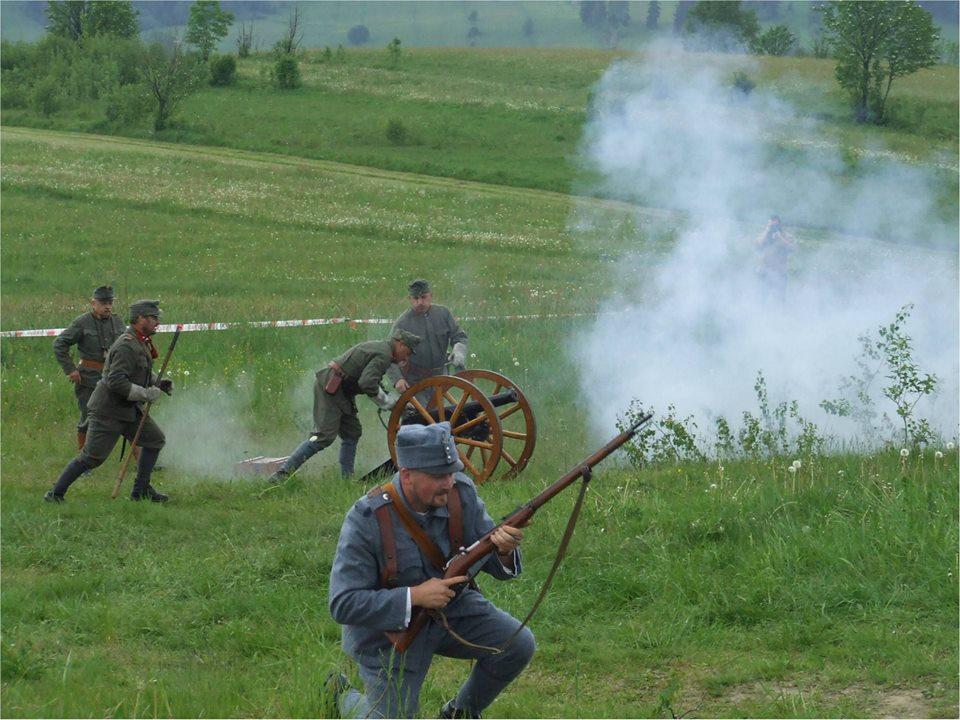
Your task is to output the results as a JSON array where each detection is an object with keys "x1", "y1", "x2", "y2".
[
  {"x1": 267, "y1": 329, "x2": 421, "y2": 483},
  {"x1": 45, "y1": 300, "x2": 173, "y2": 503},
  {"x1": 52, "y1": 285, "x2": 126, "y2": 452},
  {"x1": 387, "y1": 280, "x2": 468, "y2": 400}
]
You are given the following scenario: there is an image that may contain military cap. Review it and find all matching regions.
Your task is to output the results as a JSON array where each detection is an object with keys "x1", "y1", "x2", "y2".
[
  {"x1": 129, "y1": 299, "x2": 162, "y2": 321},
  {"x1": 391, "y1": 328, "x2": 421, "y2": 349},
  {"x1": 92, "y1": 285, "x2": 115, "y2": 301},
  {"x1": 396, "y1": 421, "x2": 464, "y2": 475},
  {"x1": 407, "y1": 279, "x2": 431, "y2": 297}
]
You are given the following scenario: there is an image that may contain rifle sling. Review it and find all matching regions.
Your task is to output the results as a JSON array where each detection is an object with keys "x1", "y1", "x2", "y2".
[{"x1": 436, "y1": 466, "x2": 594, "y2": 655}]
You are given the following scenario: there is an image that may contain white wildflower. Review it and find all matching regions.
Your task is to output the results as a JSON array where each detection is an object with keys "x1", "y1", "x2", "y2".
[
  {"x1": 935, "y1": 451, "x2": 944, "y2": 459},
  {"x1": 792, "y1": 460, "x2": 801, "y2": 469},
  {"x1": 900, "y1": 448, "x2": 909, "y2": 458},
  {"x1": 709, "y1": 483, "x2": 717, "y2": 490},
  {"x1": 787, "y1": 466, "x2": 797, "y2": 474},
  {"x1": 948, "y1": 442, "x2": 956, "y2": 451},
  {"x1": 183, "y1": 370, "x2": 190, "y2": 376}
]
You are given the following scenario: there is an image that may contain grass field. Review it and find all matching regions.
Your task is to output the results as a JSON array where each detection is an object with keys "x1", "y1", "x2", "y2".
[{"x1": 2, "y1": 121, "x2": 958, "y2": 717}]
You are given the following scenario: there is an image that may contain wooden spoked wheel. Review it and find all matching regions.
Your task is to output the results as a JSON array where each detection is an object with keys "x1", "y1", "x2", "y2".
[
  {"x1": 456, "y1": 369, "x2": 536, "y2": 480},
  {"x1": 387, "y1": 375, "x2": 504, "y2": 484}
]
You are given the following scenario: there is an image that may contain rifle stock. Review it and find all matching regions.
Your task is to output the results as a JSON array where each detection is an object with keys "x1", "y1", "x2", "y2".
[{"x1": 385, "y1": 413, "x2": 653, "y2": 653}]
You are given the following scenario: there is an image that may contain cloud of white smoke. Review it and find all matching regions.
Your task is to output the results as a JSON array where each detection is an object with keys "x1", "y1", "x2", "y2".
[{"x1": 572, "y1": 43, "x2": 959, "y2": 444}]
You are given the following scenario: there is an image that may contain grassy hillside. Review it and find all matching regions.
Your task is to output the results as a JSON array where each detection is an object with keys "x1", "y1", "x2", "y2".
[
  {"x1": 3, "y1": 48, "x2": 957, "y2": 232},
  {"x1": 1, "y1": 127, "x2": 958, "y2": 718}
]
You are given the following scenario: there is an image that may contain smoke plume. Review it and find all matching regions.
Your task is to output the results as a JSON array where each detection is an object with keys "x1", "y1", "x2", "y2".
[{"x1": 573, "y1": 43, "x2": 959, "y2": 444}]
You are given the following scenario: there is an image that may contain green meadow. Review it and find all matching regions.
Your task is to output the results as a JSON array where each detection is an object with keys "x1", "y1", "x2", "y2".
[{"x1": 2, "y1": 45, "x2": 958, "y2": 718}]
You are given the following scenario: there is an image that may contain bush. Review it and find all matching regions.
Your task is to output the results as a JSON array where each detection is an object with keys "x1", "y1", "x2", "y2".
[
  {"x1": 31, "y1": 76, "x2": 62, "y2": 116},
  {"x1": 347, "y1": 24, "x2": 370, "y2": 46},
  {"x1": 731, "y1": 70, "x2": 755, "y2": 95},
  {"x1": 273, "y1": 53, "x2": 301, "y2": 89},
  {"x1": 209, "y1": 54, "x2": 237, "y2": 86},
  {"x1": 385, "y1": 118, "x2": 408, "y2": 145},
  {"x1": 104, "y1": 83, "x2": 152, "y2": 125},
  {"x1": 1, "y1": 80, "x2": 29, "y2": 109}
]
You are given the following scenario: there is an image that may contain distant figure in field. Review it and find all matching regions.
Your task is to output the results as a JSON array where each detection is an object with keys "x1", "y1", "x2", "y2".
[
  {"x1": 755, "y1": 215, "x2": 797, "y2": 286},
  {"x1": 267, "y1": 329, "x2": 421, "y2": 483},
  {"x1": 53, "y1": 285, "x2": 126, "y2": 454},
  {"x1": 387, "y1": 279, "x2": 468, "y2": 403},
  {"x1": 46, "y1": 300, "x2": 173, "y2": 503}
]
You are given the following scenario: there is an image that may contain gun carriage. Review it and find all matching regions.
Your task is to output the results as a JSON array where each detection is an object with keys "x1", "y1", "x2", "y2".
[{"x1": 366, "y1": 370, "x2": 536, "y2": 484}]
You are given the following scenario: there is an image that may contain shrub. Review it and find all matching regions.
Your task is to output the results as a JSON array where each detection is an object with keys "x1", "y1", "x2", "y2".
[
  {"x1": 31, "y1": 76, "x2": 62, "y2": 116},
  {"x1": 347, "y1": 24, "x2": 370, "y2": 46},
  {"x1": 731, "y1": 70, "x2": 755, "y2": 95},
  {"x1": 273, "y1": 53, "x2": 300, "y2": 89},
  {"x1": 104, "y1": 83, "x2": 152, "y2": 125},
  {"x1": 209, "y1": 54, "x2": 236, "y2": 86},
  {"x1": 385, "y1": 118, "x2": 407, "y2": 145}
]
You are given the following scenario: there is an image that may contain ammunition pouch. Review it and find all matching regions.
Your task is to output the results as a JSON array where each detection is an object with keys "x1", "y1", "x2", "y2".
[{"x1": 324, "y1": 362, "x2": 345, "y2": 395}]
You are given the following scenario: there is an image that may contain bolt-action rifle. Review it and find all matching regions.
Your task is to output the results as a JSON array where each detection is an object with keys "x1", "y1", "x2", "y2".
[{"x1": 385, "y1": 412, "x2": 653, "y2": 653}]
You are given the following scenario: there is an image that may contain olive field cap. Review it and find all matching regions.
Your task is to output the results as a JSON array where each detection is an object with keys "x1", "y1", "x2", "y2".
[
  {"x1": 396, "y1": 421, "x2": 464, "y2": 475},
  {"x1": 93, "y1": 285, "x2": 115, "y2": 301},
  {"x1": 129, "y1": 299, "x2": 162, "y2": 321},
  {"x1": 408, "y1": 279, "x2": 431, "y2": 297},
  {"x1": 391, "y1": 328, "x2": 421, "y2": 349}
]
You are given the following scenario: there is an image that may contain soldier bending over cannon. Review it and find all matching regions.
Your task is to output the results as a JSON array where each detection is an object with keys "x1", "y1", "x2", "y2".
[
  {"x1": 267, "y1": 329, "x2": 421, "y2": 483},
  {"x1": 52, "y1": 285, "x2": 126, "y2": 453},
  {"x1": 327, "y1": 422, "x2": 535, "y2": 718},
  {"x1": 45, "y1": 300, "x2": 173, "y2": 503}
]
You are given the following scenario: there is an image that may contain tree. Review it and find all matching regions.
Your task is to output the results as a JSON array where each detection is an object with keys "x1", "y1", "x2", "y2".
[
  {"x1": 46, "y1": 1, "x2": 139, "y2": 41},
  {"x1": 386, "y1": 37, "x2": 401, "y2": 68},
  {"x1": 522, "y1": 17, "x2": 535, "y2": 38},
  {"x1": 754, "y1": 24, "x2": 795, "y2": 56},
  {"x1": 274, "y1": 6, "x2": 302, "y2": 56},
  {"x1": 820, "y1": 1, "x2": 939, "y2": 123},
  {"x1": 579, "y1": 1, "x2": 607, "y2": 29},
  {"x1": 186, "y1": 0, "x2": 234, "y2": 61},
  {"x1": 236, "y1": 21, "x2": 254, "y2": 58},
  {"x1": 141, "y1": 39, "x2": 205, "y2": 130},
  {"x1": 673, "y1": 0, "x2": 693, "y2": 34},
  {"x1": 685, "y1": 1, "x2": 759, "y2": 51},
  {"x1": 347, "y1": 24, "x2": 370, "y2": 46},
  {"x1": 646, "y1": 1, "x2": 661, "y2": 30}
]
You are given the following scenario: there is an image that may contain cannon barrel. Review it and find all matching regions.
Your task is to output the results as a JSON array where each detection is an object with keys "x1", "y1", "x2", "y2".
[{"x1": 401, "y1": 389, "x2": 518, "y2": 426}]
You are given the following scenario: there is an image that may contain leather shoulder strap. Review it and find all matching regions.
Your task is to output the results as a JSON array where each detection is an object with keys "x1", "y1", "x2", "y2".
[
  {"x1": 374, "y1": 503, "x2": 399, "y2": 588},
  {"x1": 447, "y1": 483, "x2": 464, "y2": 552},
  {"x1": 385, "y1": 483, "x2": 447, "y2": 571}
]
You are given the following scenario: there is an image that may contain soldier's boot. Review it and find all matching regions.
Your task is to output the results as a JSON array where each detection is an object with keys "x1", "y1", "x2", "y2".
[
  {"x1": 130, "y1": 448, "x2": 167, "y2": 502},
  {"x1": 439, "y1": 700, "x2": 480, "y2": 719},
  {"x1": 267, "y1": 436, "x2": 323, "y2": 483},
  {"x1": 77, "y1": 431, "x2": 87, "y2": 451},
  {"x1": 339, "y1": 438, "x2": 359, "y2": 478},
  {"x1": 45, "y1": 458, "x2": 90, "y2": 502}
]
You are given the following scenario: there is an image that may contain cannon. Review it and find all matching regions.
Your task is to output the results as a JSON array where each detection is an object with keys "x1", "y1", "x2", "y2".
[{"x1": 362, "y1": 370, "x2": 537, "y2": 484}]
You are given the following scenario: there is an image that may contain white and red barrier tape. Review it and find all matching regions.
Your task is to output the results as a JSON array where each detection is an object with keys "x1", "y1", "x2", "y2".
[{"x1": 0, "y1": 312, "x2": 595, "y2": 339}]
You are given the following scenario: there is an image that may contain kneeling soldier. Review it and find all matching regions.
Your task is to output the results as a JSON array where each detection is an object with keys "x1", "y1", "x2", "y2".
[
  {"x1": 327, "y1": 422, "x2": 535, "y2": 718},
  {"x1": 268, "y1": 329, "x2": 421, "y2": 483},
  {"x1": 44, "y1": 300, "x2": 173, "y2": 503}
]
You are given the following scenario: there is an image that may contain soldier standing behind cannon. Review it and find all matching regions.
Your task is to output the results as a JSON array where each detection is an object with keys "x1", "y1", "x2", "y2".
[
  {"x1": 52, "y1": 285, "x2": 126, "y2": 453},
  {"x1": 267, "y1": 329, "x2": 421, "y2": 483},
  {"x1": 45, "y1": 300, "x2": 173, "y2": 503},
  {"x1": 387, "y1": 280, "x2": 468, "y2": 397}
]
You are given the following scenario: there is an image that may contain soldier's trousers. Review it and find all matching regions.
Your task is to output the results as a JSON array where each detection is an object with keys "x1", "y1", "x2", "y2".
[
  {"x1": 79, "y1": 411, "x2": 166, "y2": 469},
  {"x1": 280, "y1": 381, "x2": 363, "y2": 475},
  {"x1": 340, "y1": 599, "x2": 536, "y2": 718},
  {"x1": 74, "y1": 384, "x2": 94, "y2": 432}
]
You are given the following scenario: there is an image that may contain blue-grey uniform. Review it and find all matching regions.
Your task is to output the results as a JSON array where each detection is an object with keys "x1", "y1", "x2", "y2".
[{"x1": 328, "y1": 424, "x2": 535, "y2": 718}]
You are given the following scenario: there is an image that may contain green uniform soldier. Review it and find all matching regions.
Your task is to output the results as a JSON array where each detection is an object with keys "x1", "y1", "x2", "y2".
[
  {"x1": 268, "y1": 329, "x2": 421, "y2": 483},
  {"x1": 387, "y1": 280, "x2": 468, "y2": 399},
  {"x1": 45, "y1": 300, "x2": 173, "y2": 503},
  {"x1": 52, "y1": 285, "x2": 126, "y2": 451}
]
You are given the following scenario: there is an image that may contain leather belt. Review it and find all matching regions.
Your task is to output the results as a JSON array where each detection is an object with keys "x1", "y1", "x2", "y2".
[{"x1": 79, "y1": 359, "x2": 105, "y2": 371}]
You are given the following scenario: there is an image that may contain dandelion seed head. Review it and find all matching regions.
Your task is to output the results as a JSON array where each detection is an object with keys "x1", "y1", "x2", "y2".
[
  {"x1": 935, "y1": 451, "x2": 943, "y2": 459},
  {"x1": 900, "y1": 448, "x2": 909, "y2": 458},
  {"x1": 948, "y1": 442, "x2": 956, "y2": 451},
  {"x1": 792, "y1": 460, "x2": 801, "y2": 469},
  {"x1": 787, "y1": 466, "x2": 797, "y2": 474}
]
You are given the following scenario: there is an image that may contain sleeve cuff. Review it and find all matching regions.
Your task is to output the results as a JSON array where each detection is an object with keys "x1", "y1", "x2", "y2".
[{"x1": 404, "y1": 588, "x2": 412, "y2": 627}]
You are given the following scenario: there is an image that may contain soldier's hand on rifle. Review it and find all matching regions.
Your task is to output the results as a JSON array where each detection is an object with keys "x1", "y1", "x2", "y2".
[
  {"x1": 449, "y1": 342, "x2": 468, "y2": 373},
  {"x1": 394, "y1": 378, "x2": 410, "y2": 392},
  {"x1": 373, "y1": 388, "x2": 396, "y2": 411},
  {"x1": 157, "y1": 378, "x2": 174, "y2": 396},
  {"x1": 67, "y1": 369, "x2": 81, "y2": 385},
  {"x1": 490, "y1": 524, "x2": 524, "y2": 556},
  {"x1": 128, "y1": 384, "x2": 163, "y2": 403},
  {"x1": 410, "y1": 575, "x2": 470, "y2": 610}
]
